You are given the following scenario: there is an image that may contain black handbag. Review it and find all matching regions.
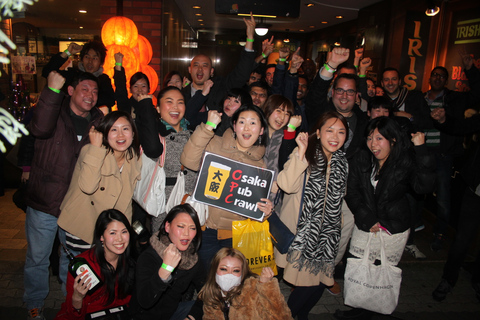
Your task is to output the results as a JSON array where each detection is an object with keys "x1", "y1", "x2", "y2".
[{"x1": 268, "y1": 172, "x2": 307, "y2": 254}]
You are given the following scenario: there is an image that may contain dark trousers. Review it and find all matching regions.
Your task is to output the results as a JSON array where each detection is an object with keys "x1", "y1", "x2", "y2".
[
  {"x1": 198, "y1": 228, "x2": 232, "y2": 271},
  {"x1": 443, "y1": 187, "x2": 480, "y2": 286},
  {"x1": 288, "y1": 284, "x2": 326, "y2": 320}
]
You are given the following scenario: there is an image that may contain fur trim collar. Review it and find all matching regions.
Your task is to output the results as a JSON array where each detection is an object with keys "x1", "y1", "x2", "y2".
[{"x1": 149, "y1": 231, "x2": 198, "y2": 270}]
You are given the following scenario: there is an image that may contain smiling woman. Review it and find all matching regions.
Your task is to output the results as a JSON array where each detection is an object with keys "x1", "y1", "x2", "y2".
[{"x1": 57, "y1": 111, "x2": 142, "y2": 288}]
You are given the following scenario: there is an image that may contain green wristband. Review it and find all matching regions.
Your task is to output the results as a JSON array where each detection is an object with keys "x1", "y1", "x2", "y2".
[
  {"x1": 64, "y1": 49, "x2": 71, "y2": 57},
  {"x1": 287, "y1": 123, "x2": 297, "y2": 130},
  {"x1": 324, "y1": 63, "x2": 335, "y2": 73},
  {"x1": 358, "y1": 74, "x2": 366, "y2": 78},
  {"x1": 261, "y1": 52, "x2": 267, "y2": 58},
  {"x1": 206, "y1": 121, "x2": 217, "y2": 129},
  {"x1": 161, "y1": 263, "x2": 174, "y2": 272},
  {"x1": 49, "y1": 87, "x2": 61, "y2": 94},
  {"x1": 115, "y1": 62, "x2": 122, "y2": 66},
  {"x1": 246, "y1": 38, "x2": 254, "y2": 42},
  {"x1": 354, "y1": 65, "x2": 359, "y2": 68},
  {"x1": 279, "y1": 58, "x2": 287, "y2": 62}
]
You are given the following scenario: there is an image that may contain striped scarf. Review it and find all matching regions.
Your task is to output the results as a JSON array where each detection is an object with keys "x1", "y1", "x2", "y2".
[{"x1": 287, "y1": 147, "x2": 348, "y2": 278}]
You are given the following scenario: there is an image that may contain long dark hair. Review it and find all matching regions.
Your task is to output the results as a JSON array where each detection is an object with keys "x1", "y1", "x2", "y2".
[
  {"x1": 305, "y1": 111, "x2": 348, "y2": 169},
  {"x1": 365, "y1": 116, "x2": 413, "y2": 173},
  {"x1": 92, "y1": 209, "x2": 134, "y2": 306},
  {"x1": 198, "y1": 247, "x2": 256, "y2": 309},
  {"x1": 221, "y1": 88, "x2": 252, "y2": 111},
  {"x1": 158, "y1": 204, "x2": 202, "y2": 252},
  {"x1": 230, "y1": 104, "x2": 269, "y2": 147},
  {"x1": 96, "y1": 111, "x2": 140, "y2": 160}
]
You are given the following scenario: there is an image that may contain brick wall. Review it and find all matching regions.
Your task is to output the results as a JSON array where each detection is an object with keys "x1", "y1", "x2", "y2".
[{"x1": 100, "y1": 0, "x2": 161, "y2": 90}]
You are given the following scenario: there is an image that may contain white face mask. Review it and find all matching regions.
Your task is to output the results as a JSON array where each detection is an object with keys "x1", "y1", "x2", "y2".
[{"x1": 215, "y1": 273, "x2": 242, "y2": 292}]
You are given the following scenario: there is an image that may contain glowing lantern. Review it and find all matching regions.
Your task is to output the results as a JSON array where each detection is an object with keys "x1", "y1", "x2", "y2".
[
  {"x1": 133, "y1": 35, "x2": 153, "y2": 65},
  {"x1": 103, "y1": 44, "x2": 140, "y2": 89},
  {"x1": 141, "y1": 64, "x2": 159, "y2": 95},
  {"x1": 101, "y1": 16, "x2": 138, "y2": 48}
]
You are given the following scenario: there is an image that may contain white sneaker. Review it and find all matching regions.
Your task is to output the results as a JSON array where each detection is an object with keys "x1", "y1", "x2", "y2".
[{"x1": 405, "y1": 244, "x2": 426, "y2": 260}]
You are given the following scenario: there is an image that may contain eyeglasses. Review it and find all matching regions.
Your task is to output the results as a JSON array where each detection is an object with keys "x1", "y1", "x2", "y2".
[
  {"x1": 431, "y1": 72, "x2": 447, "y2": 79},
  {"x1": 334, "y1": 88, "x2": 356, "y2": 96}
]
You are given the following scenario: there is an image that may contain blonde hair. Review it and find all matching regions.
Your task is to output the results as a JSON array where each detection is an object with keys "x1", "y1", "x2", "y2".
[{"x1": 198, "y1": 248, "x2": 256, "y2": 309}]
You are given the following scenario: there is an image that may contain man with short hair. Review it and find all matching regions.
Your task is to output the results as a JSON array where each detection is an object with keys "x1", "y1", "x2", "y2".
[
  {"x1": 381, "y1": 67, "x2": 432, "y2": 130},
  {"x1": 247, "y1": 66, "x2": 264, "y2": 86},
  {"x1": 23, "y1": 72, "x2": 103, "y2": 320},
  {"x1": 248, "y1": 81, "x2": 269, "y2": 109},
  {"x1": 265, "y1": 64, "x2": 276, "y2": 88},
  {"x1": 42, "y1": 40, "x2": 115, "y2": 112}
]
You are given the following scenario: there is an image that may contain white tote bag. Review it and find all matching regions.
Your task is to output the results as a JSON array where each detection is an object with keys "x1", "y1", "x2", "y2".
[
  {"x1": 343, "y1": 230, "x2": 402, "y2": 315},
  {"x1": 133, "y1": 137, "x2": 166, "y2": 217},
  {"x1": 165, "y1": 170, "x2": 209, "y2": 226}
]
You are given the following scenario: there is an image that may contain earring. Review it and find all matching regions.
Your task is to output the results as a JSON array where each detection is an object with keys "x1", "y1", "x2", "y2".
[
  {"x1": 233, "y1": 132, "x2": 236, "y2": 139},
  {"x1": 258, "y1": 135, "x2": 262, "y2": 144},
  {"x1": 317, "y1": 135, "x2": 320, "y2": 140}
]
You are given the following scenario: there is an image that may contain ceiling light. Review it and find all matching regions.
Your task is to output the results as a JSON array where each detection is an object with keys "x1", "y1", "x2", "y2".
[
  {"x1": 193, "y1": 6, "x2": 201, "y2": 9},
  {"x1": 255, "y1": 18, "x2": 270, "y2": 36},
  {"x1": 79, "y1": 26, "x2": 83, "y2": 29},
  {"x1": 306, "y1": 3, "x2": 314, "y2": 7},
  {"x1": 284, "y1": 39, "x2": 290, "y2": 43},
  {"x1": 299, "y1": 29, "x2": 304, "y2": 32},
  {"x1": 195, "y1": 13, "x2": 202, "y2": 16},
  {"x1": 334, "y1": 42, "x2": 341, "y2": 46},
  {"x1": 309, "y1": 25, "x2": 315, "y2": 28},
  {"x1": 322, "y1": 21, "x2": 328, "y2": 24},
  {"x1": 336, "y1": 15, "x2": 343, "y2": 19},
  {"x1": 79, "y1": 10, "x2": 87, "y2": 14},
  {"x1": 238, "y1": 13, "x2": 276, "y2": 19},
  {"x1": 198, "y1": 19, "x2": 203, "y2": 22},
  {"x1": 425, "y1": 2, "x2": 440, "y2": 16}
]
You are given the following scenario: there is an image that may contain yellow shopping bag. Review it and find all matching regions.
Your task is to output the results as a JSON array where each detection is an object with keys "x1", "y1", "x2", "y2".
[{"x1": 232, "y1": 219, "x2": 277, "y2": 275}]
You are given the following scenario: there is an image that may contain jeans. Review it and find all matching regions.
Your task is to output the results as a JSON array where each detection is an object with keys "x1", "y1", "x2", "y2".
[
  {"x1": 442, "y1": 188, "x2": 480, "y2": 286},
  {"x1": 58, "y1": 228, "x2": 82, "y2": 296},
  {"x1": 23, "y1": 207, "x2": 58, "y2": 310},
  {"x1": 434, "y1": 154, "x2": 453, "y2": 235},
  {"x1": 198, "y1": 228, "x2": 232, "y2": 271}
]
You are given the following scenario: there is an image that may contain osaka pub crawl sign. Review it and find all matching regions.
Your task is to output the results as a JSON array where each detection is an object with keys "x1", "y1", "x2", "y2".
[{"x1": 192, "y1": 152, "x2": 274, "y2": 220}]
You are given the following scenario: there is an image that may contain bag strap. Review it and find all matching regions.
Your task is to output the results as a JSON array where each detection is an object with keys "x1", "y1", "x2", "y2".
[
  {"x1": 362, "y1": 232, "x2": 374, "y2": 264},
  {"x1": 181, "y1": 193, "x2": 190, "y2": 204},
  {"x1": 158, "y1": 135, "x2": 166, "y2": 167},
  {"x1": 379, "y1": 231, "x2": 390, "y2": 266},
  {"x1": 143, "y1": 155, "x2": 161, "y2": 204}
]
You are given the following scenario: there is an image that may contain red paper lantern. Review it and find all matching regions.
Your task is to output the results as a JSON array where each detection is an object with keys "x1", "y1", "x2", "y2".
[
  {"x1": 133, "y1": 35, "x2": 153, "y2": 65},
  {"x1": 103, "y1": 45, "x2": 140, "y2": 90},
  {"x1": 140, "y1": 64, "x2": 159, "y2": 95},
  {"x1": 101, "y1": 16, "x2": 139, "y2": 49}
]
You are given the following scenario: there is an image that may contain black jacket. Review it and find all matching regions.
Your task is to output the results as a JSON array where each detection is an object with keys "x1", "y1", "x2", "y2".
[
  {"x1": 129, "y1": 246, "x2": 205, "y2": 320},
  {"x1": 345, "y1": 145, "x2": 435, "y2": 234}
]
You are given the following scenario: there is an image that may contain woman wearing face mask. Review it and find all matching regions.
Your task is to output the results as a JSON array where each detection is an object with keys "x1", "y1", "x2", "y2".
[
  {"x1": 335, "y1": 117, "x2": 435, "y2": 319},
  {"x1": 135, "y1": 86, "x2": 199, "y2": 233},
  {"x1": 55, "y1": 209, "x2": 135, "y2": 320},
  {"x1": 275, "y1": 111, "x2": 349, "y2": 320},
  {"x1": 129, "y1": 204, "x2": 205, "y2": 320},
  {"x1": 57, "y1": 111, "x2": 141, "y2": 285},
  {"x1": 181, "y1": 105, "x2": 274, "y2": 268},
  {"x1": 199, "y1": 247, "x2": 292, "y2": 320}
]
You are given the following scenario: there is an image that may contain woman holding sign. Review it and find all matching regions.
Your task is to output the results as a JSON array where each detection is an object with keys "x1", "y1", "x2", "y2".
[
  {"x1": 181, "y1": 104, "x2": 274, "y2": 268},
  {"x1": 276, "y1": 111, "x2": 349, "y2": 320}
]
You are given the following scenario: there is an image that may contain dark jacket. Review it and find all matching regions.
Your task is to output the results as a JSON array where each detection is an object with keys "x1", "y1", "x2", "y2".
[
  {"x1": 181, "y1": 49, "x2": 256, "y2": 113},
  {"x1": 42, "y1": 52, "x2": 115, "y2": 108},
  {"x1": 129, "y1": 245, "x2": 205, "y2": 320},
  {"x1": 25, "y1": 88, "x2": 103, "y2": 217},
  {"x1": 345, "y1": 145, "x2": 435, "y2": 234},
  {"x1": 305, "y1": 72, "x2": 369, "y2": 160}
]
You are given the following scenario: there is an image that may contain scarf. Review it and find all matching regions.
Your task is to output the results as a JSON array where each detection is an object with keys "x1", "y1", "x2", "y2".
[
  {"x1": 287, "y1": 147, "x2": 348, "y2": 278},
  {"x1": 149, "y1": 231, "x2": 198, "y2": 270},
  {"x1": 391, "y1": 87, "x2": 408, "y2": 111},
  {"x1": 161, "y1": 118, "x2": 190, "y2": 132}
]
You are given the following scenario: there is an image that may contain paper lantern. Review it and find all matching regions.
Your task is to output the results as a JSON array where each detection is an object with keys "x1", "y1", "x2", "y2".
[
  {"x1": 140, "y1": 64, "x2": 159, "y2": 95},
  {"x1": 103, "y1": 45, "x2": 140, "y2": 89},
  {"x1": 101, "y1": 16, "x2": 139, "y2": 48},
  {"x1": 133, "y1": 35, "x2": 153, "y2": 65}
]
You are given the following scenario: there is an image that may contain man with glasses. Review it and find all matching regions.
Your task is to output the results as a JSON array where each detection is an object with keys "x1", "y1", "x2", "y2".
[
  {"x1": 425, "y1": 56, "x2": 480, "y2": 253},
  {"x1": 305, "y1": 47, "x2": 368, "y2": 295}
]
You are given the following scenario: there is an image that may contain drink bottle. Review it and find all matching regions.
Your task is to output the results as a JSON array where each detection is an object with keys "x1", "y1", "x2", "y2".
[{"x1": 64, "y1": 246, "x2": 102, "y2": 294}]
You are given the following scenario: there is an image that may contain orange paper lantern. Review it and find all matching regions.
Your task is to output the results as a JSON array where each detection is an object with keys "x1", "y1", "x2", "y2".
[
  {"x1": 133, "y1": 35, "x2": 153, "y2": 65},
  {"x1": 140, "y1": 64, "x2": 159, "y2": 95},
  {"x1": 103, "y1": 44, "x2": 140, "y2": 90},
  {"x1": 101, "y1": 16, "x2": 139, "y2": 49}
]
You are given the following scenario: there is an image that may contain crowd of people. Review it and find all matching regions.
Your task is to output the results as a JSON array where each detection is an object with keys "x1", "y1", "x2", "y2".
[{"x1": 16, "y1": 13, "x2": 480, "y2": 320}]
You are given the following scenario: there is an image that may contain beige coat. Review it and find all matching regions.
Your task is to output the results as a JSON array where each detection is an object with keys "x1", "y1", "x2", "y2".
[
  {"x1": 181, "y1": 123, "x2": 265, "y2": 230},
  {"x1": 58, "y1": 144, "x2": 142, "y2": 244}
]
